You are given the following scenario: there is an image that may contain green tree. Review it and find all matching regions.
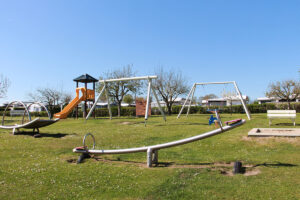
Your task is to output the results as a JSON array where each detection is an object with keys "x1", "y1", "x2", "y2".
[{"x1": 123, "y1": 94, "x2": 134, "y2": 105}]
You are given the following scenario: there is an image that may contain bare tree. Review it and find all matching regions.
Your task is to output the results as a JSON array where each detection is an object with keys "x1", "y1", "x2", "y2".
[
  {"x1": 266, "y1": 80, "x2": 300, "y2": 110},
  {"x1": 202, "y1": 94, "x2": 218, "y2": 100},
  {"x1": 98, "y1": 65, "x2": 141, "y2": 117},
  {"x1": 0, "y1": 74, "x2": 10, "y2": 98},
  {"x1": 61, "y1": 93, "x2": 73, "y2": 105},
  {"x1": 152, "y1": 68, "x2": 189, "y2": 115},
  {"x1": 28, "y1": 87, "x2": 72, "y2": 114}
]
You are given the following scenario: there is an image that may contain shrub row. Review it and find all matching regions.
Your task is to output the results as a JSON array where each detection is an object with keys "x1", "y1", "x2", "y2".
[
  {"x1": 73, "y1": 107, "x2": 137, "y2": 118},
  {"x1": 0, "y1": 111, "x2": 50, "y2": 118},
  {"x1": 1, "y1": 103, "x2": 300, "y2": 119}
]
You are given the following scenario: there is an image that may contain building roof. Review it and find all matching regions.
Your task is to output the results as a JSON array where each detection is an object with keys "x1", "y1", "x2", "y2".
[
  {"x1": 73, "y1": 74, "x2": 98, "y2": 83},
  {"x1": 202, "y1": 95, "x2": 248, "y2": 103},
  {"x1": 257, "y1": 97, "x2": 275, "y2": 101}
]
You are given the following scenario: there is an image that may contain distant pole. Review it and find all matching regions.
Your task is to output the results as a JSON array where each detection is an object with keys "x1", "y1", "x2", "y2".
[
  {"x1": 93, "y1": 82, "x2": 96, "y2": 118},
  {"x1": 84, "y1": 82, "x2": 87, "y2": 118},
  {"x1": 76, "y1": 81, "x2": 79, "y2": 119}
]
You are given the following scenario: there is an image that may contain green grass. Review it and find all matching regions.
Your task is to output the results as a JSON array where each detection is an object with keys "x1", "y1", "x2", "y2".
[{"x1": 0, "y1": 114, "x2": 300, "y2": 199}]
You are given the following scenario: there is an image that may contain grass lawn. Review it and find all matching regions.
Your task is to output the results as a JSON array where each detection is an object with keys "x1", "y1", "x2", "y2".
[{"x1": 0, "y1": 113, "x2": 299, "y2": 199}]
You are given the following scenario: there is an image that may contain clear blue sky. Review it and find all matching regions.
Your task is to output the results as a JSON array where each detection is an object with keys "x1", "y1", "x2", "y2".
[{"x1": 0, "y1": 0, "x2": 299, "y2": 103}]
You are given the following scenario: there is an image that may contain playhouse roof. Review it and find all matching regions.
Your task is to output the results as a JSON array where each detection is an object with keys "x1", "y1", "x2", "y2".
[{"x1": 73, "y1": 74, "x2": 98, "y2": 83}]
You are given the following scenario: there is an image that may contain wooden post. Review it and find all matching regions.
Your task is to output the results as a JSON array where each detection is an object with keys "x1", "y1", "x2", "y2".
[
  {"x1": 93, "y1": 82, "x2": 96, "y2": 118},
  {"x1": 233, "y1": 161, "x2": 243, "y2": 174},
  {"x1": 84, "y1": 82, "x2": 87, "y2": 118},
  {"x1": 76, "y1": 82, "x2": 79, "y2": 119}
]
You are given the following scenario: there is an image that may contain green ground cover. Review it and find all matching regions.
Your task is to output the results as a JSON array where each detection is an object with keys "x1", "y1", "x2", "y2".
[{"x1": 0, "y1": 114, "x2": 299, "y2": 199}]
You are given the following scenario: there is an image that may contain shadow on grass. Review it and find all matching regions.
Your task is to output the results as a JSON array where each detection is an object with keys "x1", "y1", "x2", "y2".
[
  {"x1": 154, "y1": 162, "x2": 215, "y2": 168},
  {"x1": 154, "y1": 122, "x2": 209, "y2": 127},
  {"x1": 83, "y1": 157, "x2": 298, "y2": 171},
  {"x1": 254, "y1": 162, "x2": 298, "y2": 168},
  {"x1": 15, "y1": 131, "x2": 70, "y2": 138},
  {"x1": 273, "y1": 123, "x2": 299, "y2": 126},
  {"x1": 89, "y1": 157, "x2": 219, "y2": 168}
]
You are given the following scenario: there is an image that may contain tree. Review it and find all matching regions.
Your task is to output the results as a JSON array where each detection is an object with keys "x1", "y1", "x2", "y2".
[
  {"x1": 123, "y1": 94, "x2": 134, "y2": 105},
  {"x1": 28, "y1": 87, "x2": 72, "y2": 115},
  {"x1": 266, "y1": 80, "x2": 300, "y2": 110},
  {"x1": 98, "y1": 65, "x2": 142, "y2": 117},
  {"x1": 0, "y1": 74, "x2": 10, "y2": 98},
  {"x1": 61, "y1": 93, "x2": 73, "y2": 105},
  {"x1": 202, "y1": 94, "x2": 218, "y2": 100},
  {"x1": 152, "y1": 68, "x2": 189, "y2": 115}
]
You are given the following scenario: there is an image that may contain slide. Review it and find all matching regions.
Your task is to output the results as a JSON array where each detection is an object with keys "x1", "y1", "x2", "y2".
[{"x1": 54, "y1": 88, "x2": 86, "y2": 119}]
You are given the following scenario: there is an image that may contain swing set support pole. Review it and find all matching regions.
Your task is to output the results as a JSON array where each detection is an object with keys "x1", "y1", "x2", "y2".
[
  {"x1": 186, "y1": 85, "x2": 196, "y2": 117},
  {"x1": 177, "y1": 83, "x2": 196, "y2": 119}
]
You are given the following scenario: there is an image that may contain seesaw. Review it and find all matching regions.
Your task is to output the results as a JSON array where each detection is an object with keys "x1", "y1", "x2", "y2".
[
  {"x1": 0, "y1": 101, "x2": 59, "y2": 135},
  {"x1": 73, "y1": 116, "x2": 245, "y2": 167}
]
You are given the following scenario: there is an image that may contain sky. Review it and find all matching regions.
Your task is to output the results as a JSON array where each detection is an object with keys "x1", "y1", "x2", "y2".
[{"x1": 0, "y1": 0, "x2": 299, "y2": 104}]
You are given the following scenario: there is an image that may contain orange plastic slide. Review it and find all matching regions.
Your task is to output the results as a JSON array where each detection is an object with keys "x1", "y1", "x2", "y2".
[{"x1": 54, "y1": 88, "x2": 86, "y2": 119}]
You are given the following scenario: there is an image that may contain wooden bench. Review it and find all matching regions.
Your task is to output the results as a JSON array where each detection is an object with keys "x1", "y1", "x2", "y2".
[{"x1": 267, "y1": 110, "x2": 296, "y2": 126}]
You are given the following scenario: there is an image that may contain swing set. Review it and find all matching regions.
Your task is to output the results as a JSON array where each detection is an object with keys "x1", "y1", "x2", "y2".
[
  {"x1": 85, "y1": 76, "x2": 166, "y2": 124},
  {"x1": 177, "y1": 81, "x2": 251, "y2": 120}
]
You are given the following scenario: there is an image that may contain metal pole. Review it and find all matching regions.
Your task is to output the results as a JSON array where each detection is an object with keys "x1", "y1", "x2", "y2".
[
  {"x1": 151, "y1": 84, "x2": 166, "y2": 122},
  {"x1": 84, "y1": 82, "x2": 87, "y2": 118},
  {"x1": 73, "y1": 119, "x2": 246, "y2": 155},
  {"x1": 98, "y1": 76, "x2": 158, "y2": 83},
  {"x1": 76, "y1": 82, "x2": 79, "y2": 119},
  {"x1": 86, "y1": 84, "x2": 106, "y2": 120},
  {"x1": 233, "y1": 81, "x2": 251, "y2": 120},
  {"x1": 186, "y1": 85, "x2": 196, "y2": 117},
  {"x1": 105, "y1": 84, "x2": 112, "y2": 120},
  {"x1": 177, "y1": 83, "x2": 195, "y2": 119},
  {"x1": 147, "y1": 148, "x2": 153, "y2": 167},
  {"x1": 145, "y1": 79, "x2": 152, "y2": 121},
  {"x1": 195, "y1": 81, "x2": 235, "y2": 85}
]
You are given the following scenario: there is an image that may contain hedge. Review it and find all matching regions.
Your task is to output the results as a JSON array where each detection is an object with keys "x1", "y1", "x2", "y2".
[{"x1": 1, "y1": 103, "x2": 299, "y2": 119}]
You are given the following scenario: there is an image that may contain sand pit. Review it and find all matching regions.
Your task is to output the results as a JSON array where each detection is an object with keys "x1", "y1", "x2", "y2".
[{"x1": 248, "y1": 128, "x2": 300, "y2": 137}]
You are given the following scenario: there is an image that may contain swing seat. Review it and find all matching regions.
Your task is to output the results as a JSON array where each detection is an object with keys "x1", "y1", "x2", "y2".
[
  {"x1": 225, "y1": 119, "x2": 242, "y2": 125},
  {"x1": 209, "y1": 115, "x2": 217, "y2": 125},
  {"x1": 207, "y1": 109, "x2": 219, "y2": 114},
  {"x1": 75, "y1": 146, "x2": 87, "y2": 150}
]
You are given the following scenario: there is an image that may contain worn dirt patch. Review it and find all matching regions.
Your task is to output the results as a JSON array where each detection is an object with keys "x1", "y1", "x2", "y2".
[
  {"x1": 120, "y1": 122, "x2": 132, "y2": 125},
  {"x1": 242, "y1": 136, "x2": 300, "y2": 146},
  {"x1": 220, "y1": 167, "x2": 261, "y2": 176},
  {"x1": 67, "y1": 156, "x2": 263, "y2": 176}
]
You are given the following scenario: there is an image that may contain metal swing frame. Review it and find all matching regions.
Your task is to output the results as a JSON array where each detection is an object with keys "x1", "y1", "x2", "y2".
[
  {"x1": 177, "y1": 81, "x2": 251, "y2": 120},
  {"x1": 86, "y1": 76, "x2": 166, "y2": 123}
]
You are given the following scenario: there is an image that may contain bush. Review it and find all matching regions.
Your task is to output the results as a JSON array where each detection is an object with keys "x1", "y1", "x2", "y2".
[
  {"x1": 80, "y1": 107, "x2": 137, "y2": 118},
  {"x1": 150, "y1": 102, "x2": 300, "y2": 115},
  {"x1": 28, "y1": 102, "x2": 300, "y2": 119}
]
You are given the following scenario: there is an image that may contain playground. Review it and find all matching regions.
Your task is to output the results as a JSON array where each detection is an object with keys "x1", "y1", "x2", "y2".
[{"x1": 0, "y1": 114, "x2": 299, "y2": 199}]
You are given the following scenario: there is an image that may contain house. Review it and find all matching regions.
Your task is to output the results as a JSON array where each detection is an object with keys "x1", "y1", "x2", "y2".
[
  {"x1": 0, "y1": 101, "x2": 45, "y2": 112},
  {"x1": 257, "y1": 96, "x2": 300, "y2": 104},
  {"x1": 151, "y1": 97, "x2": 188, "y2": 108},
  {"x1": 78, "y1": 101, "x2": 134, "y2": 109},
  {"x1": 201, "y1": 95, "x2": 249, "y2": 107},
  {"x1": 16, "y1": 102, "x2": 44, "y2": 112}
]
